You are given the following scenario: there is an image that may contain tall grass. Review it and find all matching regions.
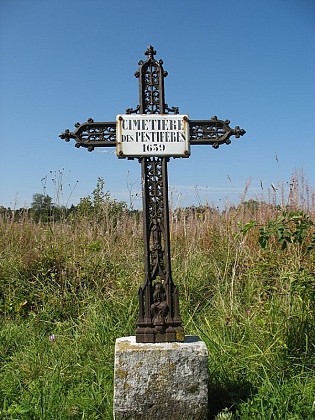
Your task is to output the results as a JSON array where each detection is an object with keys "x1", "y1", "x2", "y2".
[{"x1": 0, "y1": 173, "x2": 314, "y2": 419}]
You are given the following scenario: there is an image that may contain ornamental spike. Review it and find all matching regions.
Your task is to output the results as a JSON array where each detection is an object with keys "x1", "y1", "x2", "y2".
[{"x1": 145, "y1": 45, "x2": 156, "y2": 58}]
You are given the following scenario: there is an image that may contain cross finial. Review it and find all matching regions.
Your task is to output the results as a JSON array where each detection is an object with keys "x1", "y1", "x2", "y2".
[{"x1": 145, "y1": 45, "x2": 156, "y2": 59}]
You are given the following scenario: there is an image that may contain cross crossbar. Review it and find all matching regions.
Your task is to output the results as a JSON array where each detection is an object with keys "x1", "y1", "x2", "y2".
[{"x1": 60, "y1": 116, "x2": 245, "y2": 151}]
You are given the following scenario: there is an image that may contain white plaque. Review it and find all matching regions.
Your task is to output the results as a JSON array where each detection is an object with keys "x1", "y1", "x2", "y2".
[{"x1": 116, "y1": 114, "x2": 190, "y2": 158}]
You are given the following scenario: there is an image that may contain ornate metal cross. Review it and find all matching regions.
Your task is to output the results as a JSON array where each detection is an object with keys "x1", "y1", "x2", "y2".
[{"x1": 59, "y1": 46, "x2": 245, "y2": 343}]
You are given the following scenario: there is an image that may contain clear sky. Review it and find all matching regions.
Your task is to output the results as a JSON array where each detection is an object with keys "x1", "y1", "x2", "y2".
[{"x1": 1, "y1": 0, "x2": 314, "y2": 210}]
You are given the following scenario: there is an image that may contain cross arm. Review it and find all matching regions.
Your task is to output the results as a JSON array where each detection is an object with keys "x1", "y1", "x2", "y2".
[
  {"x1": 59, "y1": 118, "x2": 116, "y2": 152},
  {"x1": 189, "y1": 116, "x2": 246, "y2": 149}
]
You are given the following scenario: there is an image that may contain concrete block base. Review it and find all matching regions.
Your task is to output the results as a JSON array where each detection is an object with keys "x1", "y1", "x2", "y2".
[{"x1": 113, "y1": 335, "x2": 208, "y2": 420}]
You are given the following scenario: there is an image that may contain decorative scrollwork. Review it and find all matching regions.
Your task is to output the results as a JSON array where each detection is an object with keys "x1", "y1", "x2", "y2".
[
  {"x1": 59, "y1": 119, "x2": 116, "y2": 151},
  {"x1": 125, "y1": 105, "x2": 140, "y2": 115},
  {"x1": 189, "y1": 116, "x2": 246, "y2": 148},
  {"x1": 128, "y1": 45, "x2": 179, "y2": 119},
  {"x1": 165, "y1": 104, "x2": 179, "y2": 115},
  {"x1": 144, "y1": 157, "x2": 166, "y2": 280},
  {"x1": 142, "y1": 62, "x2": 161, "y2": 114}
]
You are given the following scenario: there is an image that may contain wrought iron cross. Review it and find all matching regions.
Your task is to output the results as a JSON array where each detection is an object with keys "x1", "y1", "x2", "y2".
[{"x1": 59, "y1": 46, "x2": 245, "y2": 343}]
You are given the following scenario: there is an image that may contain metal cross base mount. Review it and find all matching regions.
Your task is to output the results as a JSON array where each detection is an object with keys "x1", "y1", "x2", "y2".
[{"x1": 59, "y1": 45, "x2": 246, "y2": 343}]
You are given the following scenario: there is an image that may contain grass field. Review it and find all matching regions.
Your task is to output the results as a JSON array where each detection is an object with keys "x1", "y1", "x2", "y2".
[{"x1": 0, "y1": 175, "x2": 314, "y2": 419}]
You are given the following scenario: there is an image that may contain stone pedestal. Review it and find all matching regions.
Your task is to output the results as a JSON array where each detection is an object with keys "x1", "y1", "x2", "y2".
[{"x1": 113, "y1": 335, "x2": 208, "y2": 420}]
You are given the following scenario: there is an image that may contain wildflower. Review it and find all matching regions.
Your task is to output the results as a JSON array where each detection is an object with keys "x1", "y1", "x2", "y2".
[{"x1": 49, "y1": 334, "x2": 56, "y2": 342}]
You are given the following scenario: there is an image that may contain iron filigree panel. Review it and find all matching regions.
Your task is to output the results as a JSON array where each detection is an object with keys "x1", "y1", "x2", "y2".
[
  {"x1": 59, "y1": 118, "x2": 116, "y2": 152},
  {"x1": 145, "y1": 157, "x2": 165, "y2": 280},
  {"x1": 190, "y1": 117, "x2": 246, "y2": 149}
]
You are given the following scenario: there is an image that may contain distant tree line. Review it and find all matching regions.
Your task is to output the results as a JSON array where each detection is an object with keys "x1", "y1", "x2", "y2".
[
  {"x1": 0, "y1": 195, "x2": 274, "y2": 225},
  {"x1": 1, "y1": 175, "x2": 300, "y2": 225},
  {"x1": 0, "y1": 178, "x2": 129, "y2": 224},
  {"x1": 0, "y1": 194, "x2": 76, "y2": 223}
]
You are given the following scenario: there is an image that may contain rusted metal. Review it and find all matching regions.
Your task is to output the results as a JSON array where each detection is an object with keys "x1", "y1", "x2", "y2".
[{"x1": 59, "y1": 46, "x2": 246, "y2": 343}]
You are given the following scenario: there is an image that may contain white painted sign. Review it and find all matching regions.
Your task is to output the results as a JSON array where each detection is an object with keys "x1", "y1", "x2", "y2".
[{"x1": 116, "y1": 114, "x2": 190, "y2": 158}]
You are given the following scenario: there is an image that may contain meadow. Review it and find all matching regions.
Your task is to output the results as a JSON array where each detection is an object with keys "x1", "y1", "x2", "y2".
[{"x1": 0, "y1": 174, "x2": 314, "y2": 419}]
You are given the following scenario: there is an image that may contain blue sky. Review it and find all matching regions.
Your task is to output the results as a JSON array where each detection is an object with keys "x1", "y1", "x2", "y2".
[{"x1": 1, "y1": 0, "x2": 314, "y2": 210}]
